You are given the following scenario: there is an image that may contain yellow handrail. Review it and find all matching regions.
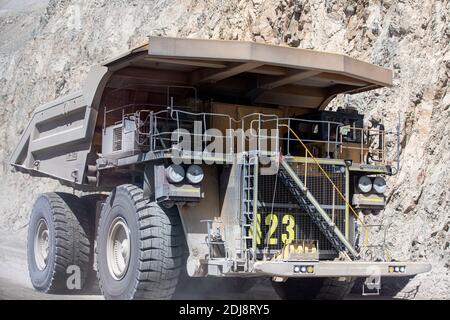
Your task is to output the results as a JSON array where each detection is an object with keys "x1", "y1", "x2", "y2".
[{"x1": 279, "y1": 125, "x2": 369, "y2": 248}]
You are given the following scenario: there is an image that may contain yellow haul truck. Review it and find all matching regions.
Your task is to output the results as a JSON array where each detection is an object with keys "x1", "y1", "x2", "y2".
[{"x1": 11, "y1": 37, "x2": 430, "y2": 299}]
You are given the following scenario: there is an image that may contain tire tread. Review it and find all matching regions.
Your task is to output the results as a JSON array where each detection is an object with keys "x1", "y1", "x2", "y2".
[
  {"x1": 28, "y1": 192, "x2": 91, "y2": 293},
  {"x1": 97, "y1": 184, "x2": 183, "y2": 300}
]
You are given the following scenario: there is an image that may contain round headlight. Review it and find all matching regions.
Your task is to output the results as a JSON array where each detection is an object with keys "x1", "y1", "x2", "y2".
[
  {"x1": 358, "y1": 176, "x2": 372, "y2": 193},
  {"x1": 186, "y1": 165, "x2": 204, "y2": 184},
  {"x1": 373, "y1": 177, "x2": 387, "y2": 194},
  {"x1": 166, "y1": 164, "x2": 185, "y2": 183}
]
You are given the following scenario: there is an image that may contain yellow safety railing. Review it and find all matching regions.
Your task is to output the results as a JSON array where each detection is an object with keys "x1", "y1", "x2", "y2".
[{"x1": 279, "y1": 125, "x2": 369, "y2": 249}]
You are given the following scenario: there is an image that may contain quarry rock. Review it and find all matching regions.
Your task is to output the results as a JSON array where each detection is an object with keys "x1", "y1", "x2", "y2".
[{"x1": 0, "y1": 0, "x2": 448, "y2": 299}]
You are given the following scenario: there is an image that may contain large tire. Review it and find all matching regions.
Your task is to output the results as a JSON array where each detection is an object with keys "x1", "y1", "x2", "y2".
[
  {"x1": 27, "y1": 193, "x2": 91, "y2": 293},
  {"x1": 96, "y1": 184, "x2": 184, "y2": 300},
  {"x1": 316, "y1": 277, "x2": 355, "y2": 300},
  {"x1": 220, "y1": 278, "x2": 259, "y2": 294},
  {"x1": 79, "y1": 194, "x2": 107, "y2": 294},
  {"x1": 272, "y1": 277, "x2": 354, "y2": 300},
  {"x1": 272, "y1": 278, "x2": 324, "y2": 300}
]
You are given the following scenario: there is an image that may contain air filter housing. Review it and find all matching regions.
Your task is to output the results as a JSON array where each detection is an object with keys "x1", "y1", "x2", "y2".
[{"x1": 102, "y1": 117, "x2": 139, "y2": 158}]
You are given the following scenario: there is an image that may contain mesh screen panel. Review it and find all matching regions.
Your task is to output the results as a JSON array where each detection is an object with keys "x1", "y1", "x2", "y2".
[{"x1": 255, "y1": 162, "x2": 347, "y2": 255}]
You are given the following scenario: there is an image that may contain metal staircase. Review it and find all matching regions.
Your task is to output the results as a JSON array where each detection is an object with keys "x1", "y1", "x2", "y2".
[
  {"x1": 238, "y1": 153, "x2": 259, "y2": 268},
  {"x1": 278, "y1": 159, "x2": 358, "y2": 260}
]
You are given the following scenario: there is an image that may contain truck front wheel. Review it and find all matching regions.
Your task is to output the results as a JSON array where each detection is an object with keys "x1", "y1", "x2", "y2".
[{"x1": 96, "y1": 184, "x2": 184, "y2": 300}]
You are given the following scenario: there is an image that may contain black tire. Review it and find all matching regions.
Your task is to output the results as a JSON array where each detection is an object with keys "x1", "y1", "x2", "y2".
[
  {"x1": 96, "y1": 184, "x2": 184, "y2": 300},
  {"x1": 79, "y1": 194, "x2": 107, "y2": 294},
  {"x1": 272, "y1": 278, "x2": 324, "y2": 300},
  {"x1": 221, "y1": 278, "x2": 259, "y2": 294},
  {"x1": 316, "y1": 277, "x2": 355, "y2": 300},
  {"x1": 27, "y1": 192, "x2": 91, "y2": 293},
  {"x1": 272, "y1": 277, "x2": 354, "y2": 300}
]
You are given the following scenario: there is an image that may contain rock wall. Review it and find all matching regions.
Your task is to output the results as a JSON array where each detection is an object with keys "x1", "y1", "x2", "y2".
[{"x1": 0, "y1": 0, "x2": 448, "y2": 299}]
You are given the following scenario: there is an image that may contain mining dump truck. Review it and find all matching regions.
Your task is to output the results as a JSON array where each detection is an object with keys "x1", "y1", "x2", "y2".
[{"x1": 11, "y1": 37, "x2": 431, "y2": 300}]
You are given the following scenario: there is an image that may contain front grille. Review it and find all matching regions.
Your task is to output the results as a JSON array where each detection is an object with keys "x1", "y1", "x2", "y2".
[{"x1": 255, "y1": 162, "x2": 347, "y2": 256}]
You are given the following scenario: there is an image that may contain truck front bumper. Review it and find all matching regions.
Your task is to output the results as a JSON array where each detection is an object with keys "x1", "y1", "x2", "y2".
[{"x1": 253, "y1": 261, "x2": 431, "y2": 278}]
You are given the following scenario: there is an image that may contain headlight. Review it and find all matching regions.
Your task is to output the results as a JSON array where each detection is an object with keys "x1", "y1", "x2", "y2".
[
  {"x1": 373, "y1": 177, "x2": 386, "y2": 194},
  {"x1": 358, "y1": 176, "x2": 372, "y2": 193},
  {"x1": 166, "y1": 164, "x2": 185, "y2": 183},
  {"x1": 186, "y1": 165, "x2": 204, "y2": 184}
]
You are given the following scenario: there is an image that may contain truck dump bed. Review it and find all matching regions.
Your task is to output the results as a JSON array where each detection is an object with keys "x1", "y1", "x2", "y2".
[{"x1": 10, "y1": 36, "x2": 392, "y2": 188}]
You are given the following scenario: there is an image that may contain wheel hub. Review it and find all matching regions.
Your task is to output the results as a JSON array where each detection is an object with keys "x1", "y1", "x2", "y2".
[
  {"x1": 107, "y1": 217, "x2": 131, "y2": 280},
  {"x1": 34, "y1": 219, "x2": 49, "y2": 271}
]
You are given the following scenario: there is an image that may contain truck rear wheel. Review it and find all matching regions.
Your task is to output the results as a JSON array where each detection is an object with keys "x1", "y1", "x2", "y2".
[
  {"x1": 27, "y1": 193, "x2": 91, "y2": 293},
  {"x1": 272, "y1": 277, "x2": 354, "y2": 300},
  {"x1": 96, "y1": 185, "x2": 184, "y2": 300},
  {"x1": 79, "y1": 194, "x2": 106, "y2": 293}
]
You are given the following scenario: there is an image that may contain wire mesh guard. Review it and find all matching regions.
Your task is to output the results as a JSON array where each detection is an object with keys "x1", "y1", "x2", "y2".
[{"x1": 252, "y1": 162, "x2": 347, "y2": 257}]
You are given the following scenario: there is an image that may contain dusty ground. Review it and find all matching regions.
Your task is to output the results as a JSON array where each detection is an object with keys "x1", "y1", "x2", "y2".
[
  {"x1": 0, "y1": 229, "x2": 100, "y2": 300},
  {"x1": 0, "y1": 229, "x2": 279, "y2": 300},
  {"x1": 0, "y1": 229, "x2": 401, "y2": 300}
]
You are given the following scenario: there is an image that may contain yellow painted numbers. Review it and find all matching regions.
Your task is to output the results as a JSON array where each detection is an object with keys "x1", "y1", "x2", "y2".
[
  {"x1": 265, "y1": 214, "x2": 278, "y2": 245},
  {"x1": 281, "y1": 214, "x2": 295, "y2": 244},
  {"x1": 248, "y1": 213, "x2": 297, "y2": 246}
]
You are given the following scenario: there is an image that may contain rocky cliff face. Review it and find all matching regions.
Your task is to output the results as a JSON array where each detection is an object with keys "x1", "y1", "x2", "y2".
[{"x1": 0, "y1": 0, "x2": 448, "y2": 299}]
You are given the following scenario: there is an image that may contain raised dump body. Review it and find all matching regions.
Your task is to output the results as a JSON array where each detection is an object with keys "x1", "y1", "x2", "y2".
[
  {"x1": 11, "y1": 37, "x2": 392, "y2": 187},
  {"x1": 12, "y1": 37, "x2": 430, "y2": 300}
]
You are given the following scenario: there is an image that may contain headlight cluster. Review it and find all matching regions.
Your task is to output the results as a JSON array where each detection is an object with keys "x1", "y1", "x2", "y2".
[
  {"x1": 388, "y1": 265, "x2": 406, "y2": 273},
  {"x1": 166, "y1": 164, "x2": 204, "y2": 184},
  {"x1": 358, "y1": 176, "x2": 386, "y2": 194},
  {"x1": 293, "y1": 265, "x2": 315, "y2": 274}
]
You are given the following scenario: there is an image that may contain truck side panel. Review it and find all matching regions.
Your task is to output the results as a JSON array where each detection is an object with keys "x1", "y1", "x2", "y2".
[
  {"x1": 10, "y1": 66, "x2": 109, "y2": 187},
  {"x1": 10, "y1": 91, "x2": 96, "y2": 184}
]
